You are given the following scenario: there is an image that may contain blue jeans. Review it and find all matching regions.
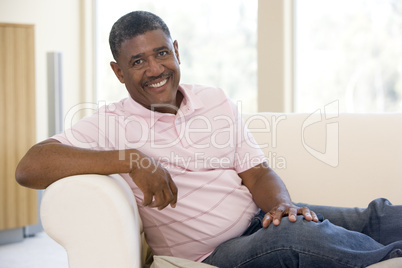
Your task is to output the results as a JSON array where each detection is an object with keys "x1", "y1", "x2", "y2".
[{"x1": 202, "y1": 198, "x2": 402, "y2": 268}]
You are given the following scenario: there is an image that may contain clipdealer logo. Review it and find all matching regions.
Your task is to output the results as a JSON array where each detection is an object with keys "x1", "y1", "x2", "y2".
[
  {"x1": 61, "y1": 100, "x2": 340, "y2": 168},
  {"x1": 301, "y1": 100, "x2": 339, "y2": 167}
]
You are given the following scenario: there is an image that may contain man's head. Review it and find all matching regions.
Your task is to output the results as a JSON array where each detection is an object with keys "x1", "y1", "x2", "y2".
[
  {"x1": 109, "y1": 11, "x2": 182, "y2": 114},
  {"x1": 109, "y1": 11, "x2": 172, "y2": 61}
]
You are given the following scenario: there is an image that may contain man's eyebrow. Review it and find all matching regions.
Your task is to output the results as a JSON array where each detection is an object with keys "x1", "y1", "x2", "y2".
[
  {"x1": 127, "y1": 46, "x2": 171, "y2": 66},
  {"x1": 154, "y1": 46, "x2": 170, "y2": 52}
]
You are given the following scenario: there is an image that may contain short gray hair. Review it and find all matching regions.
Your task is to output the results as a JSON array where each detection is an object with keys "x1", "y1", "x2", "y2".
[{"x1": 109, "y1": 11, "x2": 172, "y2": 61}]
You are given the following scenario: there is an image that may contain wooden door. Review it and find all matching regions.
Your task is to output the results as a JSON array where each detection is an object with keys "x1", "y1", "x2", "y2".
[{"x1": 0, "y1": 23, "x2": 38, "y2": 230}]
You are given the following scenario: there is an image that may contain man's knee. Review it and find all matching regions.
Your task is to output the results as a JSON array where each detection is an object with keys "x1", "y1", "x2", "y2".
[
  {"x1": 368, "y1": 198, "x2": 392, "y2": 210},
  {"x1": 256, "y1": 215, "x2": 321, "y2": 244}
]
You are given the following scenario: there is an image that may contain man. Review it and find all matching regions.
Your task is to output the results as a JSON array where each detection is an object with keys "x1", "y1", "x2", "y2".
[{"x1": 16, "y1": 11, "x2": 402, "y2": 267}]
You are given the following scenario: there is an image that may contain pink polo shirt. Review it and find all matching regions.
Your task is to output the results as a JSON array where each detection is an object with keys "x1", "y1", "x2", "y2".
[{"x1": 53, "y1": 84, "x2": 265, "y2": 261}]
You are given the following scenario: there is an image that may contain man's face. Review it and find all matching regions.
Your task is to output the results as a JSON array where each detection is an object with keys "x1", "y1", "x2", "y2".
[{"x1": 110, "y1": 29, "x2": 181, "y2": 113}]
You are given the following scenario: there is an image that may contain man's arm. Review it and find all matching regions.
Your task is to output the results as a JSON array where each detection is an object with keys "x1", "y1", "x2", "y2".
[
  {"x1": 15, "y1": 138, "x2": 177, "y2": 210},
  {"x1": 239, "y1": 162, "x2": 319, "y2": 227}
]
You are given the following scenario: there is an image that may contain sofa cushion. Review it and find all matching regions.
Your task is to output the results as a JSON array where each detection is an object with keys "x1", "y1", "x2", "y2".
[{"x1": 243, "y1": 113, "x2": 402, "y2": 208}]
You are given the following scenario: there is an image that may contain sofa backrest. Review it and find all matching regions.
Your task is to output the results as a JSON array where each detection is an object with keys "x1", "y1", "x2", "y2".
[{"x1": 243, "y1": 112, "x2": 402, "y2": 208}]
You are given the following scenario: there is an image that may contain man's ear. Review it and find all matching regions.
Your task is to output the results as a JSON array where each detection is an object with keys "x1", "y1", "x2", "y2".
[
  {"x1": 110, "y1": 61, "x2": 125, "y2": 83},
  {"x1": 173, "y1": 40, "x2": 181, "y2": 64}
]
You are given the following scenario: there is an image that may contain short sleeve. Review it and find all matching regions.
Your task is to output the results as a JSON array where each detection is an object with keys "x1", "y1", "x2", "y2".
[
  {"x1": 226, "y1": 99, "x2": 266, "y2": 173},
  {"x1": 52, "y1": 107, "x2": 111, "y2": 150}
]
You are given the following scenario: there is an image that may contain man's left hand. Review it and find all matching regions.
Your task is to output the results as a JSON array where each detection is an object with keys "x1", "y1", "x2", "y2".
[{"x1": 262, "y1": 203, "x2": 319, "y2": 228}]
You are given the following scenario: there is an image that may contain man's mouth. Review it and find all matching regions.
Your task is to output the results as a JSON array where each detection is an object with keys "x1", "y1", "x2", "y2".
[
  {"x1": 143, "y1": 73, "x2": 172, "y2": 89},
  {"x1": 148, "y1": 78, "x2": 168, "y2": 88}
]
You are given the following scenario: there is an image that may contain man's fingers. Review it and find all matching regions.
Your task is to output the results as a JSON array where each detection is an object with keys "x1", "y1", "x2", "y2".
[
  {"x1": 151, "y1": 178, "x2": 178, "y2": 210},
  {"x1": 311, "y1": 210, "x2": 319, "y2": 222},
  {"x1": 161, "y1": 187, "x2": 175, "y2": 210},
  {"x1": 263, "y1": 205, "x2": 320, "y2": 228},
  {"x1": 263, "y1": 208, "x2": 287, "y2": 227},
  {"x1": 299, "y1": 206, "x2": 313, "y2": 221},
  {"x1": 298, "y1": 206, "x2": 320, "y2": 222},
  {"x1": 168, "y1": 175, "x2": 178, "y2": 208},
  {"x1": 150, "y1": 188, "x2": 174, "y2": 210},
  {"x1": 262, "y1": 213, "x2": 273, "y2": 228},
  {"x1": 288, "y1": 207, "x2": 298, "y2": 222},
  {"x1": 142, "y1": 191, "x2": 154, "y2": 207},
  {"x1": 263, "y1": 206, "x2": 287, "y2": 228},
  {"x1": 134, "y1": 162, "x2": 178, "y2": 210},
  {"x1": 150, "y1": 192, "x2": 167, "y2": 210}
]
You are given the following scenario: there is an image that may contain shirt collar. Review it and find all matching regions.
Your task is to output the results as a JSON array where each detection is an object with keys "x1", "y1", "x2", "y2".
[
  {"x1": 123, "y1": 84, "x2": 204, "y2": 128},
  {"x1": 178, "y1": 84, "x2": 204, "y2": 115}
]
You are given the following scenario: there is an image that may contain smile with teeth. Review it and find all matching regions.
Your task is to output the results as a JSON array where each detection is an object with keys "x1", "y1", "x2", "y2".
[{"x1": 148, "y1": 78, "x2": 168, "y2": 88}]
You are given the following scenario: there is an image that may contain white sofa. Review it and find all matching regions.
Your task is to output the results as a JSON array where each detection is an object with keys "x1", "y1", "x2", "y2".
[{"x1": 40, "y1": 112, "x2": 402, "y2": 268}]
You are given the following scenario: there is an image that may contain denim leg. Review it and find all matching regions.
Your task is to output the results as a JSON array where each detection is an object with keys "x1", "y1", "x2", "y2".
[
  {"x1": 296, "y1": 198, "x2": 402, "y2": 245},
  {"x1": 202, "y1": 214, "x2": 402, "y2": 268}
]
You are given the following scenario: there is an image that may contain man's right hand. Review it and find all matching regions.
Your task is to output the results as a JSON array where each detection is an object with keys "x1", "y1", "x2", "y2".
[{"x1": 128, "y1": 151, "x2": 178, "y2": 210}]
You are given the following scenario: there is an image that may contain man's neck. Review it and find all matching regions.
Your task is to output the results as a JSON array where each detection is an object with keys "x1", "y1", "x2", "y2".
[{"x1": 151, "y1": 90, "x2": 184, "y2": 114}]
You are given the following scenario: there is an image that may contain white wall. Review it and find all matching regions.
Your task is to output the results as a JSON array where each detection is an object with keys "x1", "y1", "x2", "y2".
[{"x1": 0, "y1": 0, "x2": 81, "y2": 141}]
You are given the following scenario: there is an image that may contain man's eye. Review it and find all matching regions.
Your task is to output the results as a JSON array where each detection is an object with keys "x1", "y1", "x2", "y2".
[
  {"x1": 133, "y1": 59, "x2": 143, "y2": 65},
  {"x1": 158, "y1": 51, "x2": 168, "y2": 57}
]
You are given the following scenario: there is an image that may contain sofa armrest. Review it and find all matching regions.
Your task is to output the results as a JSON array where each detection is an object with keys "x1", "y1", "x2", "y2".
[{"x1": 40, "y1": 174, "x2": 143, "y2": 268}]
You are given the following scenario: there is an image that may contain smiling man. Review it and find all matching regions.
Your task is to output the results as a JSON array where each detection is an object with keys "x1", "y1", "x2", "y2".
[
  {"x1": 16, "y1": 11, "x2": 402, "y2": 267},
  {"x1": 110, "y1": 26, "x2": 182, "y2": 113}
]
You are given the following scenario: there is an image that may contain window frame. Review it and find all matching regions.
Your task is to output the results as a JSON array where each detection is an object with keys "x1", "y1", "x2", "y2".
[{"x1": 258, "y1": 0, "x2": 295, "y2": 112}]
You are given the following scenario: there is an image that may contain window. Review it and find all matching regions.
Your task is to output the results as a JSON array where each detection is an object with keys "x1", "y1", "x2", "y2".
[
  {"x1": 294, "y1": 0, "x2": 402, "y2": 112},
  {"x1": 95, "y1": 0, "x2": 258, "y2": 112}
]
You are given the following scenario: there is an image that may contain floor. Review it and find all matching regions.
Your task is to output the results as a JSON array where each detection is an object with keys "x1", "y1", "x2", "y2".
[{"x1": 0, "y1": 232, "x2": 68, "y2": 268}]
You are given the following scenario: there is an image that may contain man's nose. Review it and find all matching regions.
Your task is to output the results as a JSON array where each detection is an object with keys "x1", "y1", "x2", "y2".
[{"x1": 145, "y1": 57, "x2": 164, "y2": 76}]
